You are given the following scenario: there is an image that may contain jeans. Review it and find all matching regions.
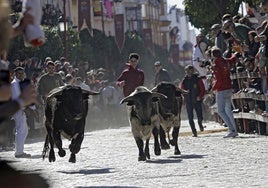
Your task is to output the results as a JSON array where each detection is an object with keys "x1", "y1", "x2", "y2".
[
  {"x1": 186, "y1": 100, "x2": 203, "y2": 133},
  {"x1": 216, "y1": 89, "x2": 237, "y2": 132}
]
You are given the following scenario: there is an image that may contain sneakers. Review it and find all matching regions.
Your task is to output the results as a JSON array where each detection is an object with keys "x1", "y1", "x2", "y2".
[
  {"x1": 223, "y1": 132, "x2": 238, "y2": 138},
  {"x1": 15, "y1": 152, "x2": 31, "y2": 158}
]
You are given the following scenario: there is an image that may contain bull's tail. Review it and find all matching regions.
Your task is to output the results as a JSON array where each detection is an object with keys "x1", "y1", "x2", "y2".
[{"x1": 42, "y1": 134, "x2": 49, "y2": 160}]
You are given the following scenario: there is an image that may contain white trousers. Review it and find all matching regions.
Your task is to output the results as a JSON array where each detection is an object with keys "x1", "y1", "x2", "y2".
[{"x1": 13, "y1": 110, "x2": 28, "y2": 155}]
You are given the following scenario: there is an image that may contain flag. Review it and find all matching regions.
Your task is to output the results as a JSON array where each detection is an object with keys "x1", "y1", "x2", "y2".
[
  {"x1": 143, "y1": 28, "x2": 153, "y2": 51},
  {"x1": 114, "y1": 14, "x2": 125, "y2": 52},
  {"x1": 78, "y1": 0, "x2": 93, "y2": 36}
]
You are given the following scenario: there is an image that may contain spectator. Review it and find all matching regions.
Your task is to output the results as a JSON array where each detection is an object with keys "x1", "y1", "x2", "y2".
[
  {"x1": 181, "y1": 65, "x2": 206, "y2": 137},
  {"x1": 247, "y1": 30, "x2": 261, "y2": 58},
  {"x1": 210, "y1": 23, "x2": 227, "y2": 53},
  {"x1": 192, "y1": 34, "x2": 209, "y2": 91},
  {"x1": 211, "y1": 47, "x2": 238, "y2": 138},
  {"x1": 11, "y1": 67, "x2": 31, "y2": 158},
  {"x1": 154, "y1": 61, "x2": 171, "y2": 85},
  {"x1": 222, "y1": 18, "x2": 252, "y2": 46}
]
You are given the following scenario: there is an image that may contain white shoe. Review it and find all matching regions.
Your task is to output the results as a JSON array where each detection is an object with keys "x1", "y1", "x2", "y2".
[{"x1": 223, "y1": 132, "x2": 238, "y2": 138}]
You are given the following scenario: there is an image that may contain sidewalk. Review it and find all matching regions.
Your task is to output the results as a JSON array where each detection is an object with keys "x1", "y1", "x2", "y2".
[{"x1": 179, "y1": 119, "x2": 228, "y2": 137}]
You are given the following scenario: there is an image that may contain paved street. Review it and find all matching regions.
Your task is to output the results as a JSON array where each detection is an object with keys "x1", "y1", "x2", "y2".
[{"x1": 1, "y1": 120, "x2": 268, "y2": 188}]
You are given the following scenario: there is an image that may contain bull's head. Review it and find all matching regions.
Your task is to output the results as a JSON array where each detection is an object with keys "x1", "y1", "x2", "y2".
[
  {"x1": 120, "y1": 86, "x2": 166, "y2": 125},
  {"x1": 152, "y1": 82, "x2": 188, "y2": 116},
  {"x1": 47, "y1": 85, "x2": 100, "y2": 120}
]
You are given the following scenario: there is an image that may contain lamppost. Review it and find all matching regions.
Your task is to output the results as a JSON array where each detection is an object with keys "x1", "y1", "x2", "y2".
[
  {"x1": 59, "y1": 0, "x2": 67, "y2": 59},
  {"x1": 100, "y1": 0, "x2": 105, "y2": 34}
]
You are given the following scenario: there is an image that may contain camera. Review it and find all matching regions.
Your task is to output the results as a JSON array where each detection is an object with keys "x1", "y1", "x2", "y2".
[
  {"x1": 200, "y1": 60, "x2": 211, "y2": 68},
  {"x1": 0, "y1": 70, "x2": 10, "y2": 87}
]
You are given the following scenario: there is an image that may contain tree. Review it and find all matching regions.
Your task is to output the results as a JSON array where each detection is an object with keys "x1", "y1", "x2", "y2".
[{"x1": 183, "y1": 0, "x2": 243, "y2": 32}]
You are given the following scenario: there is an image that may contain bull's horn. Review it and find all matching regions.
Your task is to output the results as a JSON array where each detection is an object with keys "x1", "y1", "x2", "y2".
[
  {"x1": 176, "y1": 87, "x2": 189, "y2": 94},
  {"x1": 47, "y1": 86, "x2": 65, "y2": 98},
  {"x1": 151, "y1": 86, "x2": 157, "y2": 92},
  {"x1": 120, "y1": 95, "x2": 135, "y2": 105},
  {"x1": 152, "y1": 92, "x2": 167, "y2": 99},
  {"x1": 81, "y1": 88, "x2": 100, "y2": 95}
]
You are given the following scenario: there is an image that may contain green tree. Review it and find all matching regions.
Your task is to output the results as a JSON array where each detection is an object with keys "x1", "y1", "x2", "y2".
[{"x1": 183, "y1": 0, "x2": 243, "y2": 32}]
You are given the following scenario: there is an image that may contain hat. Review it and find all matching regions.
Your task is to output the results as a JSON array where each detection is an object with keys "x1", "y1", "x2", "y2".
[
  {"x1": 45, "y1": 57, "x2": 52, "y2": 62},
  {"x1": 46, "y1": 61, "x2": 55, "y2": 67},
  {"x1": 129, "y1": 53, "x2": 140, "y2": 60},
  {"x1": 222, "y1": 19, "x2": 233, "y2": 30},
  {"x1": 210, "y1": 24, "x2": 221, "y2": 30},
  {"x1": 185, "y1": 65, "x2": 194, "y2": 70},
  {"x1": 154, "y1": 61, "x2": 161, "y2": 66}
]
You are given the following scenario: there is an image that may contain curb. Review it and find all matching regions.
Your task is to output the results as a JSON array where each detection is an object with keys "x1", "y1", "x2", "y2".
[{"x1": 179, "y1": 128, "x2": 228, "y2": 137}]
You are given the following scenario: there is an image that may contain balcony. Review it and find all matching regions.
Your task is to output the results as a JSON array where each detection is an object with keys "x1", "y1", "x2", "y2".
[{"x1": 159, "y1": 15, "x2": 171, "y2": 26}]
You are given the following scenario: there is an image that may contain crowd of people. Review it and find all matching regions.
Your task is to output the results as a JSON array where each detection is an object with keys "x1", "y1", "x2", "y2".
[{"x1": 192, "y1": 1, "x2": 268, "y2": 137}]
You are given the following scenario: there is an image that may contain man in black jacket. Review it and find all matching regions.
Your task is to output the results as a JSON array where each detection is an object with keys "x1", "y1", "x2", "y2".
[{"x1": 154, "y1": 61, "x2": 171, "y2": 85}]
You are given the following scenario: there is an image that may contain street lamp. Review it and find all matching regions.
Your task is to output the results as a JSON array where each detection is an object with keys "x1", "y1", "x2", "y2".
[
  {"x1": 59, "y1": 0, "x2": 67, "y2": 59},
  {"x1": 100, "y1": 0, "x2": 105, "y2": 34}
]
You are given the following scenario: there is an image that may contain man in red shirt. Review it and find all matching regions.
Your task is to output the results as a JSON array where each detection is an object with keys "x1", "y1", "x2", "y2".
[
  {"x1": 116, "y1": 53, "x2": 144, "y2": 97},
  {"x1": 211, "y1": 47, "x2": 238, "y2": 138}
]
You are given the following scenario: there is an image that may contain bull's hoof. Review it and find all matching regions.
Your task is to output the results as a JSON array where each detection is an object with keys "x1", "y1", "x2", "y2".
[
  {"x1": 49, "y1": 155, "x2": 56, "y2": 162},
  {"x1": 154, "y1": 147, "x2": 161, "y2": 156},
  {"x1": 58, "y1": 149, "x2": 66, "y2": 157},
  {"x1": 69, "y1": 153, "x2": 76, "y2": 163},
  {"x1": 161, "y1": 143, "x2": 170, "y2": 150},
  {"x1": 169, "y1": 139, "x2": 175, "y2": 146},
  {"x1": 138, "y1": 155, "x2": 146, "y2": 161},
  {"x1": 49, "y1": 151, "x2": 55, "y2": 162},
  {"x1": 174, "y1": 149, "x2": 181, "y2": 155}
]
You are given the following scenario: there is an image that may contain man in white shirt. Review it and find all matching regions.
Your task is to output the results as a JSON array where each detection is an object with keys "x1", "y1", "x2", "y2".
[
  {"x1": 192, "y1": 34, "x2": 209, "y2": 91},
  {"x1": 11, "y1": 67, "x2": 31, "y2": 158}
]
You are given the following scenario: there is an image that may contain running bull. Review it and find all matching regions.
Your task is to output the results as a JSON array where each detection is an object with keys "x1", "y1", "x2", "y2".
[
  {"x1": 152, "y1": 82, "x2": 188, "y2": 155},
  {"x1": 42, "y1": 85, "x2": 99, "y2": 163},
  {"x1": 120, "y1": 86, "x2": 166, "y2": 161}
]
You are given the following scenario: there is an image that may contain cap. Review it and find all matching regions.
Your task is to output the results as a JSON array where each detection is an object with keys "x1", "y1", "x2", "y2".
[
  {"x1": 185, "y1": 65, "x2": 194, "y2": 70},
  {"x1": 210, "y1": 24, "x2": 221, "y2": 30},
  {"x1": 129, "y1": 53, "x2": 140, "y2": 60},
  {"x1": 222, "y1": 19, "x2": 233, "y2": 30},
  {"x1": 154, "y1": 61, "x2": 161, "y2": 66},
  {"x1": 45, "y1": 57, "x2": 52, "y2": 62}
]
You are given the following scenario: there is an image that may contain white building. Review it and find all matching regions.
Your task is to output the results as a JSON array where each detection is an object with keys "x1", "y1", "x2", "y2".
[{"x1": 168, "y1": 5, "x2": 196, "y2": 65}]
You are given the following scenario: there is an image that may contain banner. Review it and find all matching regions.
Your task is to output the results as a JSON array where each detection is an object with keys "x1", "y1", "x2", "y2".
[
  {"x1": 170, "y1": 44, "x2": 179, "y2": 64},
  {"x1": 93, "y1": 0, "x2": 102, "y2": 16},
  {"x1": 104, "y1": 0, "x2": 114, "y2": 18},
  {"x1": 114, "y1": 14, "x2": 125, "y2": 52},
  {"x1": 78, "y1": 0, "x2": 92, "y2": 35},
  {"x1": 143, "y1": 28, "x2": 153, "y2": 51}
]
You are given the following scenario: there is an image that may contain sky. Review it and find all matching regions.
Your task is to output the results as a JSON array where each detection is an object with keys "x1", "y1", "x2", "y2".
[{"x1": 167, "y1": 0, "x2": 184, "y2": 9}]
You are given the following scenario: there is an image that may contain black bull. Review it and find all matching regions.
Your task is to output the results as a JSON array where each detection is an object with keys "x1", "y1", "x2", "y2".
[
  {"x1": 42, "y1": 85, "x2": 99, "y2": 163},
  {"x1": 152, "y1": 82, "x2": 188, "y2": 155}
]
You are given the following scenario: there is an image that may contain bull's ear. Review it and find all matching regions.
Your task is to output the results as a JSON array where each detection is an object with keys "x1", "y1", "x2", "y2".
[
  {"x1": 120, "y1": 96, "x2": 135, "y2": 106},
  {"x1": 82, "y1": 93, "x2": 90, "y2": 100},
  {"x1": 152, "y1": 92, "x2": 167, "y2": 102},
  {"x1": 55, "y1": 94, "x2": 64, "y2": 101}
]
